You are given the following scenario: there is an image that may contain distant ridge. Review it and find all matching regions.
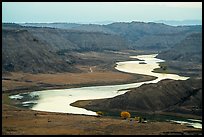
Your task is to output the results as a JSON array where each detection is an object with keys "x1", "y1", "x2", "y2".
[
  {"x1": 2, "y1": 21, "x2": 202, "y2": 73},
  {"x1": 154, "y1": 20, "x2": 202, "y2": 26}
]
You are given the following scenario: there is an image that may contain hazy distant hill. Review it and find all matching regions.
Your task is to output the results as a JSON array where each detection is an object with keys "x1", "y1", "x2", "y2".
[
  {"x1": 2, "y1": 23, "x2": 22, "y2": 28},
  {"x1": 82, "y1": 78, "x2": 202, "y2": 116},
  {"x1": 104, "y1": 22, "x2": 201, "y2": 50},
  {"x1": 20, "y1": 21, "x2": 202, "y2": 51},
  {"x1": 157, "y1": 33, "x2": 202, "y2": 63},
  {"x1": 2, "y1": 22, "x2": 202, "y2": 73},
  {"x1": 25, "y1": 27, "x2": 128, "y2": 52},
  {"x1": 155, "y1": 20, "x2": 202, "y2": 26},
  {"x1": 71, "y1": 24, "x2": 116, "y2": 34},
  {"x1": 20, "y1": 22, "x2": 82, "y2": 29}
]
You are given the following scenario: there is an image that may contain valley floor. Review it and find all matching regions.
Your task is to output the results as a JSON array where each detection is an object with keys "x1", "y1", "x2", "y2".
[
  {"x1": 2, "y1": 51, "x2": 202, "y2": 135},
  {"x1": 2, "y1": 70, "x2": 202, "y2": 135}
]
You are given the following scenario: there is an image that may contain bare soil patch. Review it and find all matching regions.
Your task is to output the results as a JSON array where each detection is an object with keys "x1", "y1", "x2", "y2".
[{"x1": 2, "y1": 104, "x2": 201, "y2": 135}]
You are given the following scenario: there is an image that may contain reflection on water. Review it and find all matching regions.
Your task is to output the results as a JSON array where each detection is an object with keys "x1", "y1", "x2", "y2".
[
  {"x1": 168, "y1": 120, "x2": 202, "y2": 129},
  {"x1": 115, "y1": 54, "x2": 188, "y2": 81},
  {"x1": 9, "y1": 54, "x2": 201, "y2": 129}
]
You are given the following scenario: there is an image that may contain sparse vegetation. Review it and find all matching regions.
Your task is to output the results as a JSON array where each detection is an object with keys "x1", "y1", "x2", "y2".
[
  {"x1": 120, "y1": 111, "x2": 131, "y2": 119},
  {"x1": 2, "y1": 22, "x2": 202, "y2": 135},
  {"x1": 152, "y1": 62, "x2": 172, "y2": 74},
  {"x1": 161, "y1": 64, "x2": 167, "y2": 71},
  {"x1": 96, "y1": 111, "x2": 104, "y2": 117}
]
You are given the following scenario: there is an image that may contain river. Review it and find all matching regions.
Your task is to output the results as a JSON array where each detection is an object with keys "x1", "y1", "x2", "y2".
[{"x1": 9, "y1": 54, "x2": 202, "y2": 129}]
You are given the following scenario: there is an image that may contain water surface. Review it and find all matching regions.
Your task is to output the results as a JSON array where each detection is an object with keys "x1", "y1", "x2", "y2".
[{"x1": 10, "y1": 54, "x2": 201, "y2": 129}]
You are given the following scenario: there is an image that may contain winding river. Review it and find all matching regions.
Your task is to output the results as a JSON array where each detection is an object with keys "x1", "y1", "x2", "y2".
[{"x1": 9, "y1": 54, "x2": 202, "y2": 129}]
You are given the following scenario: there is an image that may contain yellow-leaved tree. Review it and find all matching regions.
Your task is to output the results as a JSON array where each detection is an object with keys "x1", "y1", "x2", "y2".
[{"x1": 120, "y1": 111, "x2": 131, "y2": 119}]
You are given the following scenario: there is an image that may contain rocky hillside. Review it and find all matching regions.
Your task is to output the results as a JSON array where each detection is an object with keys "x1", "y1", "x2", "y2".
[
  {"x1": 2, "y1": 23, "x2": 128, "y2": 73},
  {"x1": 157, "y1": 33, "x2": 202, "y2": 63},
  {"x1": 2, "y1": 27, "x2": 78, "y2": 73},
  {"x1": 81, "y1": 78, "x2": 202, "y2": 116},
  {"x1": 21, "y1": 22, "x2": 202, "y2": 51},
  {"x1": 105, "y1": 22, "x2": 201, "y2": 50},
  {"x1": 2, "y1": 22, "x2": 202, "y2": 73},
  {"x1": 154, "y1": 33, "x2": 202, "y2": 78},
  {"x1": 25, "y1": 28, "x2": 128, "y2": 52}
]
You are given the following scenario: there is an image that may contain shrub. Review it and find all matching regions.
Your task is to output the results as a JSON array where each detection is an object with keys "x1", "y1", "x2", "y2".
[
  {"x1": 96, "y1": 111, "x2": 104, "y2": 117},
  {"x1": 120, "y1": 111, "x2": 131, "y2": 119},
  {"x1": 134, "y1": 116, "x2": 139, "y2": 121}
]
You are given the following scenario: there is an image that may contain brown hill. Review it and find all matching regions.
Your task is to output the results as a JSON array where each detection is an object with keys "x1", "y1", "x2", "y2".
[
  {"x1": 154, "y1": 33, "x2": 202, "y2": 78},
  {"x1": 20, "y1": 22, "x2": 202, "y2": 51},
  {"x1": 2, "y1": 28, "x2": 79, "y2": 73},
  {"x1": 157, "y1": 33, "x2": 202, "y2": 63},
  {"x1": 2, "y1": 24, "x2": 128, "y2": 73},
  {"x1": 2, "y1": 22, "x2": 202, "y2": 73},
  {"x1": 80, "y1": 78, "x2": 202, "y2": 117}
]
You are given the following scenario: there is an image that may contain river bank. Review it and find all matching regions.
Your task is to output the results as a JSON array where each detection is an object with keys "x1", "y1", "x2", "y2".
[
  {"x1": 2, "y1": 54, "x2": 202, "y2": 135},
  {"x1": 2, "y1": 70, "x2": 156, "y2": 94},
  {"x1": 10, "y1": 54, "x2": 190, "y2": 115},
  {"x1": 2, "y1": 104, "x2": 202, "y2": 135},
  {"x1": 4, "y1": 78, "x2": 202, "y2": 135}
]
